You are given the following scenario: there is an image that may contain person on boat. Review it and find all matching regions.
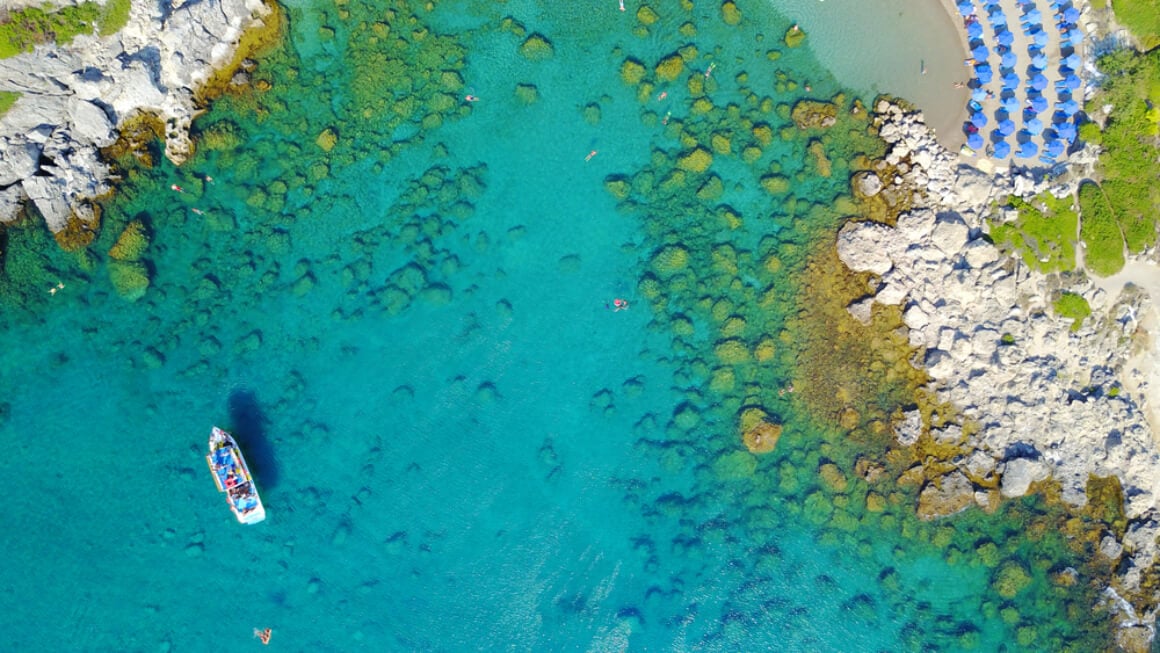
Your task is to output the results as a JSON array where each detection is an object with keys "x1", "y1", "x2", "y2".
[{"x1": 254, "y1": 628, "x2": 272, "y2": 645}]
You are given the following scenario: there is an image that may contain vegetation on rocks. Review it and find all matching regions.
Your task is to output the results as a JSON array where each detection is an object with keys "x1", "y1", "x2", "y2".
[
  {"x1": 0, "y1": 0, "x2": 131, "y2": 58},
  {"x1": 1112, "y1": 0, "x2": 1160, "y2": 51},
  {"x1": 1052, "y1": 291, "x2": 1091, "y2": 331},
  {"x1": 988, "y1": 193, "x2": 1077, "y2": 273}
]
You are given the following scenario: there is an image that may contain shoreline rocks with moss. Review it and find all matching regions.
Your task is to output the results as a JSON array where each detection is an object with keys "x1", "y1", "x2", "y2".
[
  {"x1": 841, "y1": 99, "x2": 1160, "y2": 643},
  {"x1": 0, "y1": 0, "x2": 273, "y2": 231}
]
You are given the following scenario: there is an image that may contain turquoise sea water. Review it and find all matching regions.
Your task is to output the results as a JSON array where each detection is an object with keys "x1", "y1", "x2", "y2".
[{"x1": 0, "y1": 1, "x2": 1114, "y2": 651}]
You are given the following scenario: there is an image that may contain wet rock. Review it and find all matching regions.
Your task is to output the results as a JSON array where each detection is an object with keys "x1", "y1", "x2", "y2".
[
  {"x1": 853, "y1": 171, "x2": 883, "y2": 198},
  {"x1": 894, "y1": 409, "x2": 922, "y2": 446},
  {"x1": 917, "y1": 471, "x2": 975, "y2": 520}
]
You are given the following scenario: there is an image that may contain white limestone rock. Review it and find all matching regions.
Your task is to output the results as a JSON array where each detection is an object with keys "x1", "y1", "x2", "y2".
[
  {"x1": 1000, "y1": 457, "x2": 1051, "y2": 498},
  {"x1": 0, "y1": 139, "x2": 41, "y2": 186},
  {"x1": 836, "y1": 221, "x2": 895, "y2": 276},
  {"x1": 930, "y1": 215, "x2": 970, "y2": 256}
]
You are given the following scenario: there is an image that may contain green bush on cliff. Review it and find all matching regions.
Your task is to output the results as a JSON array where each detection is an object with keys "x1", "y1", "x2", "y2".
[
  {"x1": 0, "y1": 3, "x2": 102, "y2": 58},
  {"x1": 1077, "y1": 182, "x2": 1125, "y2": 276},
  {"x1": 1080, "y1": 47, "x2": 1160, "y2": 261},
  {"x1": 97, "y1": 0, "x2": 132, "y2": 37},
  {"x1": 1112, "y1": 0, "x2": 1160, "y2": 50},
  {"x1": 988, "y1": 194, "x2": 1077, "y2": 273},
  {"x1": 0, "y1": 91, "x2": 19, "y2": 117},
  {"x1": 1053, "y1": 292, "x2": 1091, "y2": 331}
]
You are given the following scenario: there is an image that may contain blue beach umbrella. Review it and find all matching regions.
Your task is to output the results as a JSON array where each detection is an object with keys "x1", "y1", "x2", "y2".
[
  {"x1": 972, "y1": 112, "x2": 989, "y2": 128},
  {"x1": 1002, "y1": 96, "x2": 1021, "y2": 113},
  {"x1": 1029, "y1": 95, "x2": 1049, "y2": 112},
  {"x1": 1063, "y1": 7, "x2": 1080, "y2": 22},
  {"x1": 1059, "y1": 99, "x2": 1079, "y2": 115},
  {"x1": 1033, "y1": 30, "x2": 1050, "y2": 46},
  {"x1": 996, "y1": 30, "x2": 1015, "y2": 46},
  {"x1": 1023, "y1": 8, "x2": 1042, "y2": 22},
  {"x1": 1026, "y1": 117, "x2": 1044, "y2": 134},
  {"x1": 1017, "y1": 141, "x2": 1039, "y2": 158},
  {"x1": 1030, "y1": 52, "x2": 1048, "y2": 69},
  {"x1": 968, "y1": 132, "x2": 985, "y2": 150},
  {"x1": 1045, "y1": 139, "x2": 1066, "y2": 157},
  {"x1": 1057, "y1": 122, "x2": 1077, "y2": 142},
  {"x1": 1030, "y1": 74, "x2": 1048, "y2": 90},
  {"x1": 972, "y1": 87, "x2": 989, "y2": 102},
  {"x1": 993, "y1": 140, "x2": 1012, "y2": 158},
  {"x1": 1001, "y1": 72, "x2": 1019, "y2": 88},
  {"x1": 998, "y1": 119, "x2": 1016, "y2": 135},
  {"x1": 1001, "y1": 51, "x2": 1018, "y2": 69},
  {"x1": 958, "y1": 0, "x2": 974, "y2": 16},
  {"x1": 972, "y1": 44, "x2": 989, "y2": 60},
  {"x1": 989, "y1": 8, "x2": 1007, "y2": 21},
  {"x1": 1062, "y1": 74, "x2": 1081, "y2": 89},
  {"x1": 1062, "y1": 53, "x2": 1081, "y2": 68},
  {"x1": 968, "y1": 21, "x2": 985, "y2": 38}
]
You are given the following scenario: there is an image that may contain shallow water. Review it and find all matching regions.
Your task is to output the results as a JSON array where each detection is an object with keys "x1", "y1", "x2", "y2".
[{"x1": 0, "y1": 1, "x2": 1110, "y2": 650}]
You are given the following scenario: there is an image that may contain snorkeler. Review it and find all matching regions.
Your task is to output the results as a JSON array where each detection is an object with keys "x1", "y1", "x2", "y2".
[
  {"x1": 254, "y1": 628, "x2": 272, "y2": 645},
  {"x1": 612, "y1": 298, "x2": 629, "y2": 312}
]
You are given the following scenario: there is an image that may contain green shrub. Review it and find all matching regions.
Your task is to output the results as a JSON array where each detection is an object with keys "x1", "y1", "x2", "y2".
[
  {"x1": 987, "y1": 194, "x2": 1077, "y2": 273},
  {"x1": 1077, "y1": 182, "x2": 1125, "y2": 276},
  {"x1": 0, "y1": 91, "x2": 19, "y2": 116},
  {"x1": 0, "y1": 3, "x2": 104, "y2": 58},
  {"x1": 1053, "y1": 292, "x2": 1092, "y2": 331},
  {"x1": 1112, "y1": 0, "x2": 1160, "y2": 50},
  {"x1": 97, "y1": 0, "x2": 132, "y2": 37}
]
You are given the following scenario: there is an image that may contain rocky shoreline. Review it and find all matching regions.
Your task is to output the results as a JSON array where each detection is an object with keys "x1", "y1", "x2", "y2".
[
  {"x1": 0, "y1": 0, "x2": 272, "y2": 234},
  {"x1": 841, "y1": 99, "x2": 1160, "y2": 647}
]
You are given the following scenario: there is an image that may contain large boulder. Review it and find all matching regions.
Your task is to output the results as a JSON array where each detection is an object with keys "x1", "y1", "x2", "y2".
[
  {"x1": 0, "y1": 139, "x2": 41, "y2": 186},
  {"x1": 930, "y1": 214, "x2": 969, "y2": 256},
  {"x1": 836, "y1": 221, "x2": 895, "y2": 275},
  {"x1": 69, "y1": 99, "x2": 116, "y2": 147},
  {"x1": 1000, "y1": 457, "x2": 1050, "y2": 498}
]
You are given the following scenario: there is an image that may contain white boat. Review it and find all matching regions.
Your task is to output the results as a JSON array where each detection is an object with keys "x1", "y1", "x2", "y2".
[{"x1": 206, "y1": 426, "x2": 266, "y2": 524}]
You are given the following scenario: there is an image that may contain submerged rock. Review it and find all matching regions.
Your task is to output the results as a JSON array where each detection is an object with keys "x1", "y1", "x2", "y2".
[{"x1": 917, "y1": 471, "x2": 974, "y2": 520}]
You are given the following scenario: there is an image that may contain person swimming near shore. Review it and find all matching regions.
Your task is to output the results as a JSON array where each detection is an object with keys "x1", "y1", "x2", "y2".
[
  {"x1": 611, "y1": 298, "x2": 629, "y2": 312},
  {"x1": 171, "y1": 184, "x2": 184, "y2": 193},
  {"x1": 585, "y1": 150, "x2": 598, "y2": 162},
  {"x1": 254, "y1": 628, "x2": 272, "y2": 645},
  {"x1": 465, "y1": 94, "x2": 479, "y2": 102}
]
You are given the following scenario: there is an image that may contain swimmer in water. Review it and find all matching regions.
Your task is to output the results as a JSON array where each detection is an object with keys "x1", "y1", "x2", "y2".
[
  {"x1": 191, "y1": 208, "x2": 205, "y2": 216},
  {"x1": 619, "y1": 0, "x2": 625, "y2": 10},
  {"x1": 657, "y1": 91, "x2": 668, "y2": 101},
  {"x1": 465, "y1": 94, "x2": 479, "y2": 102},
  {"x1": 704, "y1": 63, "x2": 716, "y2": 78},
  {"x1": 254, "y1": 628, "x2": 272, "y2": 645},
  {"x1": 661, "y1": 111, "x2": 671, "y2": 125},
  {"x1": 171, "y1": 184, "x2": 184, "y2": 193},
  {"x1": 585, "y1": 150, "x2": 598, "y2": 162},
  {"x1": 612, "y1": 298, "x2": 629, "y2": 312}
]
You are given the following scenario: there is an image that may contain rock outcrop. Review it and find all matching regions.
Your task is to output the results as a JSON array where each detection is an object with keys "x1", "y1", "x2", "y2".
[
  {"x1": 842, "y1": 99, "x2": 1160, "y2": 640},
  {"x1": 0, "y1": 0, "x2": 273, "y2": 230}
]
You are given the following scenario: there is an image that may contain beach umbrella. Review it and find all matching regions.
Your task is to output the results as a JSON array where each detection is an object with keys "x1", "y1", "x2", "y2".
[
  {"x1": 1017, "y1": 141, "x2": 1039, "y2": 158},
  {"x1": 1029, "y1": 74, "x2": 1048, "y2": 90},
  {"x1": 1045, "y1": 139, "x2": 1066, "y2": 157},
  {"x1": 989, "y1": 8, "x2": 1006, "y2": 21},
  {"x1": 1062, "y1": 53, "x2": 1081, "y2": 68},
  {"x1": 1063, "y1": 7, "x2": 1080, "y2": 22},
  {"x1": 958, "y1": 0, "x2": 974, "y2": 16},
  {"x1": 998, "y1": 119, "x2": 1016, "y2": 135},
  {"x1": 1026, "y1": 117, "x2": 1044, "y2": 134},
  {"x1": 972, "y1": 44, "x2": 989, "y2": 60},
  {"x1": 996, "y1": 30, "x2": 1015, "y2": 46},
  {"x1": 1059, "y1": 99, "x2": 1079, "y2": 115},
  {"x1": 1002, "y1": 96, "x2": 1022, "y2": 113},
  {"x1": 972, "y1": 87, "x2": 989, "y2": 102},
  {"x1": 1057, "y1": 122, "x2": 1077, "y2": 142},
  {"x1": 968, "y1": 132, "x2": 985, "y2": 150},
  {"x1": 1030, "y1": 53, "x2": 1048, "y2": 69},
  {"x1": 993, "y1": 140, "x2": 1012, "y2": 158},
  {"x1": 1029, "y1": 95, "x2": 1049, "y2": 112},
  {"x1": 1023, "y1": 8, "x2": 1042, "y2": 22},
  {"x1": 1033, "y1": 30, "x2": 1049, "y2": 46},
  {"x1": 1001, "y1": 72, "x2": 1019, "y2": 88},
  {"x1": 968, "y1": 21, "x2": 985, "y2": 38},
  {"x1": 971, "y1": 112, "x2": 989, "y2": 128},
  {"x1": 1001, "y1": 52, "x2": 1018, "y2": 69},
  {"x1": 1062, "y1": 74, "x2": 1081, "y2": 89}
]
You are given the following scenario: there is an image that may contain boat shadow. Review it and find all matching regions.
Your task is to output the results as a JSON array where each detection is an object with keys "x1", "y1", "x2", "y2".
[{"x1": 228, "y1": 389, "x2": 280, "y2": 490}]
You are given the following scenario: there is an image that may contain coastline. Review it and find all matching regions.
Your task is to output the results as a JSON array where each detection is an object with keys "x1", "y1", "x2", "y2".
[
  {"x1": 0, "y1": 0, "x2": 273, "y2": 236},
  {"x1": 841, "y1": 98, "x2": 1160, "y2": 647}
]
